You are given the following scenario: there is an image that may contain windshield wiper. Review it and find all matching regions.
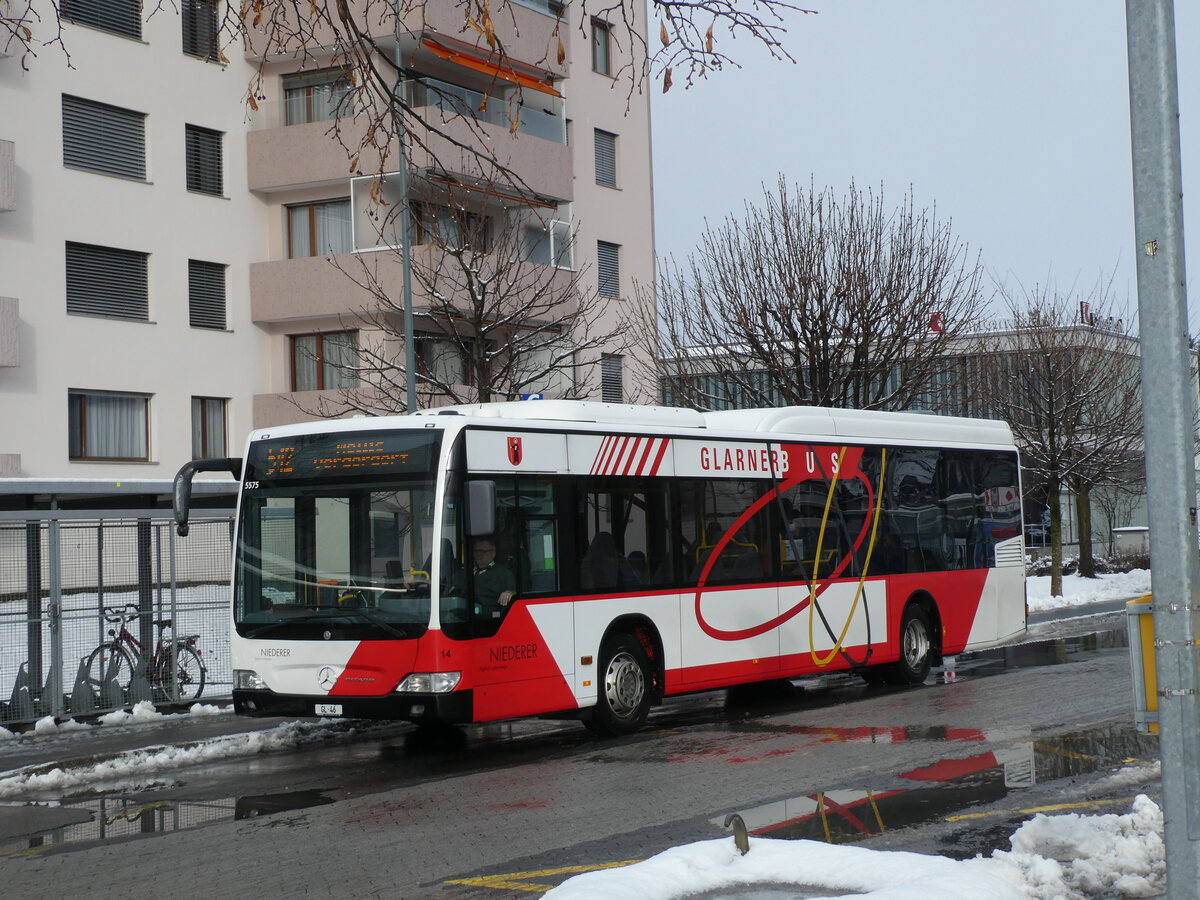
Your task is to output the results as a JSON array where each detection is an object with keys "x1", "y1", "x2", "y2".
[{"x1": 339, "y1": 604, "x2": 411, "y2": 639}]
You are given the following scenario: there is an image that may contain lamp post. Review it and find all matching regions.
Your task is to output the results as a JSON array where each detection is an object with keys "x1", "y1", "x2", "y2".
[{"x1": 394, "y1": 16, "x2": 417, "y2": 414}]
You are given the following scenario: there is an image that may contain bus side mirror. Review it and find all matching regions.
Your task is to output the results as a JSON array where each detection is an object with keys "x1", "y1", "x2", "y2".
[
  {"x1": 467, "y1": 480, "x2": 497, "y2": 537},
  {"x1": 174, "y1": 457, "x2": 242, "y2": 537}
]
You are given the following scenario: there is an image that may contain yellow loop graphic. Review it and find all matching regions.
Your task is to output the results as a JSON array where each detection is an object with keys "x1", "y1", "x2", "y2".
[{"x1": 807, "y1": 447, "x2": 888, "y2": 667}]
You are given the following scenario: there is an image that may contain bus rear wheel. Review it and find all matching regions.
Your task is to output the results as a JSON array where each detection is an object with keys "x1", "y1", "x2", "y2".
[
  {"x1": 884, "y1": 605, "x2": 933, "y2": 685},
  {"x1": 586, "y1": 634, "x2": 651, "y2": 736}
]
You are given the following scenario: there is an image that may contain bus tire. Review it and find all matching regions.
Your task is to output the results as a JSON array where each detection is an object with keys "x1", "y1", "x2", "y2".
[
  {"x1": 885, "y1": 605, "x2": 933, "y2": 685},
  {"x1": 587, "y1": 633, "x2": 652, "y2": 736}
]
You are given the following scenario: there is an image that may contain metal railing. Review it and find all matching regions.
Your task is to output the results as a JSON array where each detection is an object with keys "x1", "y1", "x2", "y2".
[{"x1": 0, "y1": 512, "x2": 234, "y2": 727}]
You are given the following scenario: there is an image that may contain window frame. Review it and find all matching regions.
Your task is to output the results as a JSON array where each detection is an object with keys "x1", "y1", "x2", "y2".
[
  {"x1": 591, "y1": 18, "x2": 612, "y2": 76},
  {"x1": 185, "y1": 124, "x2": 224, "y2": 196},
  {"x1": 61, "y1": 0, "x2": 142, "y2": 40},
  {"x1": 594, "y1": 128, "x2": 617, "y2": 188},
  {"x1": 68, "y1": 390, "x2": 151, "y2": 462},
  {"x1": 61, "y1": 94, "x2": 147, "y2": 181},
  {"x1": 287, "y1": 198, "x2": 353, "y2": 258},
  {"x1": 191, "y1": 396, "x2": 228, "y2": 459},
  {"x1": 188, "y1": 259, "x2": 227, "y2": 330},
  {"x1": 597, "y1": 240, "x2": 621, "y2": 299},
  {"x1": 290, "y1": 330, "x2": 359, "y2": 392},
  {"x1": 181, "y1": 0, "x2": 220, "y2": 61},
  {"x1": 65, "y1": 241, "x2": 150, "y2": 321}
]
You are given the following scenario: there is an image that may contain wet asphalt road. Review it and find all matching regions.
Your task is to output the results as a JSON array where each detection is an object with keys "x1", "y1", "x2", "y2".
[{"x1": 0, "y1": 597, "x2": 1156, "y2": 898}]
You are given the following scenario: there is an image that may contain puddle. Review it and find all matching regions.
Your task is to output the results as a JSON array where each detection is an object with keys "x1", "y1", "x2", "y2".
[
  {"x1": 955, "y1": 629, "x2": 1129, "y2": 677},
  {"x1": 0, "y1": 789, "x2": 334, "y2": 857},
  {"x1": 714, "y1": 724, "x2": 1156, "y2": 846}
]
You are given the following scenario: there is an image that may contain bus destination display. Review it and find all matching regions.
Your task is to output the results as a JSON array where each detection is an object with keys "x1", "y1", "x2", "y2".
[{"x1": 250, "y1": 432, "x2": 440, "y2": 480}]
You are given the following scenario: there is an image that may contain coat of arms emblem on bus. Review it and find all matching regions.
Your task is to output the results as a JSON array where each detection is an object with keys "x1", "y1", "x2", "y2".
[{"x1": 507, "y1": 436, "x2": 523, "y2": 466}]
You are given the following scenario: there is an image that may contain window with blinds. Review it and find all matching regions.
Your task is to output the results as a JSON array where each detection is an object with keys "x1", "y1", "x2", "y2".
[
  {"x1": 65, "y1": 241, "x2": 149, "y2": 320},
  {"x1": 62, "y1": 95, "x2": 146, "y2": 180},
  {"x1": 182, "y1": 0, "x2": 220, "y2": 61},
  {"x1": 62, "y1": 0, "x2": 141, "y2": 39},
  {"x1": 601, "y1": 354, "x2": 624, "y2": 403},
  {"x1": 597, "y1": 240, "x2": 620, "y2": 298},
  {"x1": 189, "y1": 259, "x2": 226, "y2": 329},
  {"x1": 185, "y1": 124, "x2": 223, "y2": 195},
  {"x1": 594, "y1": 129, "x2": 617, "y2": 188}
]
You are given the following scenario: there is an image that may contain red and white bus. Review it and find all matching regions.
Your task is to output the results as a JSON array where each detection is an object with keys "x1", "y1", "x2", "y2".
[{"x1": 175, "y1": 401, "x2": 1026, "y2": 735}]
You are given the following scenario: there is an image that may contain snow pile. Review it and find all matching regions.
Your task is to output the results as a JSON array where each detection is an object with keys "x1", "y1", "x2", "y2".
[
  {"x1": 32, "y1": 716, "x2": 90, "y2": 735},
  {"x1": 0, "y1": 726, "x2": 13, "y2": 741},
  {"x1": 1026, "y1": 569, "x2": 1150, "y2": 613},
  {"x1": 545, "y1": 836, "x2": 1023, "y2": 900},
  {"x1": 0, "y1": 719, "x2": 354, "y2": 799},
  {"x1": 187, "y1": 703, "x2": 230, "y2": 717},
  {"x1": 984, "y1": 794, "x2": 1164, "y2": 899},
  {"x1": 546, "y1": 796, "x2": 1165, "y2": 900},
  {"x1": 98, "y1": 700, "x2": 165, "y2": 726}
]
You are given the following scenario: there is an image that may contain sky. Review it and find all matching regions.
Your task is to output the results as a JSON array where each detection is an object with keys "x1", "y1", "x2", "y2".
[{"x1": 650, "y1": 1, "x2": 1199, "y2": 322}]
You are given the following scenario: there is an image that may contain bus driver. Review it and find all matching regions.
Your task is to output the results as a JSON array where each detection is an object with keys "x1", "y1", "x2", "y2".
[{"x1": 470, "y1": 537, "x2": 516, "y2": 618}]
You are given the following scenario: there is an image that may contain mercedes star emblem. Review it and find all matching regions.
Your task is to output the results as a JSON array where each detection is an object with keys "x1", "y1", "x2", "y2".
[{"x1": 318, "y1": 666, "x2": 338, "y2": 691}]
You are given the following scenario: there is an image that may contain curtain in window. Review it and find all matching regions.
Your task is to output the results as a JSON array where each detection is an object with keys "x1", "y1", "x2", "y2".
[
  {"x1": 87, "y1": 393, "x2": 147, "y2": 459},
  {"x1": 191, "y1": 397, "x2": 226, "y2": 457},
  {"x1": 323, "y1": 332, "x2": 358, "y2": 389},
  {"x1": 313, "y1": 202, "x2": 352, "y2": 255},
  {"x1": 293, "y1": 335, "x2": 319, "y2": 391}
]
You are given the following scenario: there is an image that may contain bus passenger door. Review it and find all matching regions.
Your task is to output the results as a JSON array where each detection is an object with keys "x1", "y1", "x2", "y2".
[{"x1": 677, "y1": 478, "x2": 780, "y2": 688}]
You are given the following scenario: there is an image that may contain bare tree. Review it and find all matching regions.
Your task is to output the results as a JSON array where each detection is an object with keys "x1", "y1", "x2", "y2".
[
  {"x1": 970, "y1": 280, "x2": 1143, "y2": 594},
  {"x1": 291, "y1": 181, "x2": 630, "y2": 415},
  {"x1": 637, "y1": 178, "x2": 987, "y2": 411},
  {"x1": 5, "y1": 1, "x2": 814, "y2": 179}
]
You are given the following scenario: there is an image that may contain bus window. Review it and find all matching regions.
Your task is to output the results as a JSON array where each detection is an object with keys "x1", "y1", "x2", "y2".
[
  {"x1": 681, "y1": 479, "x2": 771, "y2": 585},
  {"x1": 577, "y1": 478, "x2": 672, "y2": 591}
]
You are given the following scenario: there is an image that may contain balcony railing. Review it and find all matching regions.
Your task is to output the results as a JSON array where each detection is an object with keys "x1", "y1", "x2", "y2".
[{"x1": 247, "y1": 78, "x2": 565, "y2": 145}]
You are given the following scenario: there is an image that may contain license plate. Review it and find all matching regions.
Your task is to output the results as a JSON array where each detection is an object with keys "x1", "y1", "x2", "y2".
[{"x1": 315, "y1": 703, "x2": 343, "y2": 716}]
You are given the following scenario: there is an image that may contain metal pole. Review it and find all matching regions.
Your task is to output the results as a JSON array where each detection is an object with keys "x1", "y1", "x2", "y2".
[
  {"x1": 394, "y1": 16, "x2": 417, "y2": 414},
  {"x1": 1125, "y1": 1, "x2": 1200, "y2": 892}
]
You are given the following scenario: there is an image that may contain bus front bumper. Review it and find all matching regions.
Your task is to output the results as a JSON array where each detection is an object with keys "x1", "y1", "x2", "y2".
[{"x1": 232, "y1": 688, "x2": 473, "y2": 723}]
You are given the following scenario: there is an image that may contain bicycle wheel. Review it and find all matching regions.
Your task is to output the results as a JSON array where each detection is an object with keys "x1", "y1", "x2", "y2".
[
  {"x1": 84, "y1": 643, "x2": 135, "y2": 707},
  {"x1": 156, "y1": 644, "x2": 207, "y2": 701}
]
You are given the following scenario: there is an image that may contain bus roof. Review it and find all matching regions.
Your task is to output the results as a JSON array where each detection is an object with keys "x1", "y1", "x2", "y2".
[{"x1": 413, "y1": 401, "x2": 1015, "y2": 448}]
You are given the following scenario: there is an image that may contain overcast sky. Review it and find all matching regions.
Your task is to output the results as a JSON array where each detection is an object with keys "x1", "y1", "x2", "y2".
[{"x1": 649, "y1": 1, "x2": 1198, "y2": 323}]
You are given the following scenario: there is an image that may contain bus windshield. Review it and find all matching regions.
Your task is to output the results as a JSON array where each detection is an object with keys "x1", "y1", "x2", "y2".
[{"x1": 234, "y1": 430, "x2": 442, "y2": 641}]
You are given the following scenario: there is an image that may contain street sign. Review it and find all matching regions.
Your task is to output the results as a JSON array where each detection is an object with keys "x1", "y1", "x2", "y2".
[{"x1": 521, "y1": 393, "x2": 545, "y2": 400}]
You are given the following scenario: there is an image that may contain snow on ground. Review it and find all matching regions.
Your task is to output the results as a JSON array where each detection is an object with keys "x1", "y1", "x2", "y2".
[
  {"x1": 546, "y1": 795, "x2": 1165, "y2": 900},
  {"x1": 1026, "y1": 569, "x2": 1151, "y2": 614},
  {"x1": 0, "y1": 714, "x2": 368, "y2": 799}
]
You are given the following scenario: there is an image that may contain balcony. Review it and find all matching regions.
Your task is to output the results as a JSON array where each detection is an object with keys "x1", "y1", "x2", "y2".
[
  {"x1": 242, "y1": 3, "x2": 569, "y2": 84},
  {"x1": 248, "y1": 76, "x2": 565, "y2": 145},
  {"x1": 246, "y1": 97, "x2": 571, "y2": 200},
  {"x1": 251, "y1": 244, "x2": 577, "y2": 325},
  {"x1": 0, "y1": 140, "x2": 14, "y2": 212},
  {"x1": 0, "y1": 297, "x2": 17, "y2": 367}
]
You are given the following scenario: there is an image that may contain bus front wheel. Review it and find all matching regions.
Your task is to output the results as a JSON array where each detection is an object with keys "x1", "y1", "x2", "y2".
[
  {"x1": 586, "y1": 634, "x2": 651, "y2": 736},
  {"x1": 885, "y1": 605, "x2": 933, "y2": 685}
]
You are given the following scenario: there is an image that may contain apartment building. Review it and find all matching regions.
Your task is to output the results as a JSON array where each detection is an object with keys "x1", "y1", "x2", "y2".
[{"x1": 0, "y1": 0, "x2": 655, "y2": 483}]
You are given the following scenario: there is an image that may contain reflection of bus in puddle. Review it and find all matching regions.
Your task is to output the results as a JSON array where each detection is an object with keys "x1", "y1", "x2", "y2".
[
  {"x1": 0, "y1": 791, "x2": 332, "y2": 858},
  {"x1": 714, "y1": 725, "x2": 1157, "y2": 844}
]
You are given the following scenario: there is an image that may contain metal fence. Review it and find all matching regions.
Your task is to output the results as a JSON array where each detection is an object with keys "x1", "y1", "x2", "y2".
[{"x1": 0, "y1": 512, "x2": 234, "y2": 728}]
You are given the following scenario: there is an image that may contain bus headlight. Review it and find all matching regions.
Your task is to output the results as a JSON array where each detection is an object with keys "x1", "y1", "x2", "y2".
[
  {"x1": 396, "y1": 672, "x2": 461, "y2": 693},
  {"x1": 235, "y1": 669, "x2": 268, "y2": 690}
]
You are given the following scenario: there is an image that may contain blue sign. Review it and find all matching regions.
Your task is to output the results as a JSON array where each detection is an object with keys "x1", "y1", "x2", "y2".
[{"x1": 521, "y1": 393, "x2": 545, "y2": 401}]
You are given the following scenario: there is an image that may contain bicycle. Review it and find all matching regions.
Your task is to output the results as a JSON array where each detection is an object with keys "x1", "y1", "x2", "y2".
[{"x1": 84, "y1": 604, "x2": 207, "y2": 703}]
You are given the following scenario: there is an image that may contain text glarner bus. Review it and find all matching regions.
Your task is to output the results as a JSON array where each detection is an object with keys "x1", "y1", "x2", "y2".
[{"x1": 174, "y1": 401, "x2": 1026, "y2": 735}]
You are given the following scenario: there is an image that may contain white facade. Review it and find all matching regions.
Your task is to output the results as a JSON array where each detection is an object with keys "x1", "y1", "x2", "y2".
[{"x1": 0, "y1": 1, "x2": 655, "y2": 481}]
